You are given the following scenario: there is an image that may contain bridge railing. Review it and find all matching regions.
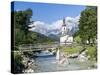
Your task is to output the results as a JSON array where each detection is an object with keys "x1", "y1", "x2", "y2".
[{"x1": 18, "y1": 43, "x2": 59, "y2": 51}]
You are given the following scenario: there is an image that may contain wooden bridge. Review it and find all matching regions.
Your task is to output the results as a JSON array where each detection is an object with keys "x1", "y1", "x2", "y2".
[{"x1": 14, "y1": 43, "x2": 60, "y2": 53}]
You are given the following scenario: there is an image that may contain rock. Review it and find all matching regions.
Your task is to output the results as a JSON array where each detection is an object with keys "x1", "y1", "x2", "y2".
[
  {"x1": 78, "y1": 54, "x2": 88, "y2": 62},
  {"x1": 59, "y1": 58, "x2": 66, "y2": 64},
  {"x1": 77, "y1": 49, "x2": 89, "y2": 62},
  {"x1": 24, "y1": 68, "x2": 34, "y2": 73}
]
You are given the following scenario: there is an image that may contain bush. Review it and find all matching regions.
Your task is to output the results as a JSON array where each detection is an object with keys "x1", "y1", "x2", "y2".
[{"x1": 13, "y1": 52, "x2": 25, "y2": 73}]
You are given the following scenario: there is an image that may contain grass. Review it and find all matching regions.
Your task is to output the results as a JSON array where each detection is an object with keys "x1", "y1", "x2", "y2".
[
  {"x1": 86, "y1": 45, "x2": 97, "y2": 60},
  {"x1": 60, "y1": 44, "x2": 97, "y2": 61},
  {"x1": 60, "y1": 45, "x2": 83, "y2": 55}
]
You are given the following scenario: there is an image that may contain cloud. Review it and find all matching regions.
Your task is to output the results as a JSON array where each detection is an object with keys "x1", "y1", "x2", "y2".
[
  {"x1": 29, "y1": 21, "x2": 48, "y2": 35},
  {"x1": 29, "y1": 15, "x2": 80, "y2": 36},
  {"x1": 49, "y1": 20, "x2": 62, "y2": 30},
  {"x1": 65, "y1": 15, "x2": 80, "y2": 30}
]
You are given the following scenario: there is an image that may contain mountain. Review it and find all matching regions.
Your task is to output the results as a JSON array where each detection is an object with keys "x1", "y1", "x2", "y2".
[
  {"x1": 29, "y1": 16, "x2": 79, "y2": 39},
  {"x1": 30, "y1": 31, "x2": 56, "y2": 44},
  {"x1": 47, "y1": 34, "x2": 59, "y2": 41}
]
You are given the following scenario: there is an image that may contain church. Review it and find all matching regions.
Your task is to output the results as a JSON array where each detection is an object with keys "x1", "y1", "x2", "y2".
[{"x1": 60, "y1": 18, "x2": 73, "y2": 45}]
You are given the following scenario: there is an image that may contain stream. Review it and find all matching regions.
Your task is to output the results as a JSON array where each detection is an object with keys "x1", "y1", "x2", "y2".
[{"x1": 31, "y1": 51, "x2": 97, "y2": 73}]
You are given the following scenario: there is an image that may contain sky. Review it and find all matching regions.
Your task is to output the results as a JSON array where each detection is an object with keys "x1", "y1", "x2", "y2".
[
  {"x1": 12, "y1": 1, "x2": 86, "y2": 24},
  {"x1": 11, "y1": 1, "x2": 86, "y2": 35}
]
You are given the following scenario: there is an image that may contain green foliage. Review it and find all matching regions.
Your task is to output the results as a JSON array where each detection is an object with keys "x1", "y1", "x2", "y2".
[
  {"x1": 12, "y1": 8, "x2": 33, "y2": 45},
  {"x1": 13, "y1": 52, "x2": 24, "y2": 73},
  {"x1": 14, "y1": 8, "x2": 32, "y2": 32},
  {"x1": 86, "y1": 45, "x2": 97, "y2": 60},
  {"x1": 27, "y1": 31, "x2": 54, "y2": 44},
  {"x1": 78, "y1": 6, "x2": 97, "y2": 44},
  {"x1": 74, "y1": 35, "x2": 81, "y2": 44},
  {"x1": 14, "y1": 52, "x2": 23, "y2": 64}
]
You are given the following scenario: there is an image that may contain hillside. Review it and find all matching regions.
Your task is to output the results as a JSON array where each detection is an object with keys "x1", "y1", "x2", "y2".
[{"x1": 30, "y1": 31, "x2": 56, "y2": 44}]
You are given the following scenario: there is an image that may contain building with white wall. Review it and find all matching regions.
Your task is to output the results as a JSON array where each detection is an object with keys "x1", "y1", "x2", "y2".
[{"x1": 60, "y1": 18, "x2": 73, "y2": 45}]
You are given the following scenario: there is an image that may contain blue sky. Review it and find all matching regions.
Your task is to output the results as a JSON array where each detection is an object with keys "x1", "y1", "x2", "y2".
[{"x1": 12, "y1": 1, "x2": 86, "y2": 24}]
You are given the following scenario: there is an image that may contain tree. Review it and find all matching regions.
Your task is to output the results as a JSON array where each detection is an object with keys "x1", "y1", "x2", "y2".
[
  {"x1": 12, "y1": 8, "x2": 55, "y2": 50},
  {"x1": 14, "y1": 8, "x2": 32, "y2": 34},
  {"x1": 12, "y1": 8, "x2": 33, "y2": 45},
  {"x1": 78, "y1": 6, "x2": 97, "y2": 45}
]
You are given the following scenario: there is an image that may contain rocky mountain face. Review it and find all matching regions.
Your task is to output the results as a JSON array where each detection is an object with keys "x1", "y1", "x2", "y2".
[{"x1": 29, "y1": 16, "x2": 79, "y2": 41}]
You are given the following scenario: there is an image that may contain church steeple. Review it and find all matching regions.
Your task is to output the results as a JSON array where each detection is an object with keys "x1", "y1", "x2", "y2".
[
  {"x1": 60, "y1": 18, "x2": 73, "y2": 45},
  {"x1": 62, "y1": 18, "x2": 66, "y2": 26},
  {"x1": 61, "y1": 18, "x2": 67, "y2": 36}
]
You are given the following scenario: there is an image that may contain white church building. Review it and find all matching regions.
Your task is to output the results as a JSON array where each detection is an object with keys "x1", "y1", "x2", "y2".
[{"x1": 60, "y1": 18, "x2": 73, "y2": 45}]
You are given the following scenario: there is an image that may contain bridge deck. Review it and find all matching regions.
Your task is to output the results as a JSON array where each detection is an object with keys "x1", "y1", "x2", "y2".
[{"x1": 18, "y1": 44, "x2": 59, "y2": 52}]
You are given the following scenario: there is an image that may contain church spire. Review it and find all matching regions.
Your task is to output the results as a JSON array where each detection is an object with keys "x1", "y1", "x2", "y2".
[
  {"x1": 61, "y1": 18, "x2": 67, "y2": 36},
  {"x1": 62, "y1": 18, "x2": 66, "y2": 26}
]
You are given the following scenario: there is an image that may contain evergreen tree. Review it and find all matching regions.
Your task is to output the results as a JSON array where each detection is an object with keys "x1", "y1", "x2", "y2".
[{"x1": 79, "y1": 6, "x2": 97, "y2": 45}]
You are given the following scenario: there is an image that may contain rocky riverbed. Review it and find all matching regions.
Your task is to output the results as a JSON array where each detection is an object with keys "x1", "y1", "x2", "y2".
[{"x1": 20, "y1": 49, "x2": 97, "y2": 73}]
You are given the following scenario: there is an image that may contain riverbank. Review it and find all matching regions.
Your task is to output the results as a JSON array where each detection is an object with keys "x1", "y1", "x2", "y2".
[
  {"x1": 60, "y1": 44, "x2": 97, "y2": 61},
  {"x1": 13, "y1": 51, "x2": 36, "y2": 73}
]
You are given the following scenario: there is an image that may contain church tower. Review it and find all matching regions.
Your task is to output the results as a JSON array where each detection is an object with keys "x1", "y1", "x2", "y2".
[{"x1": 61, "y1": 18, "x2": 67, "y2": 36}]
